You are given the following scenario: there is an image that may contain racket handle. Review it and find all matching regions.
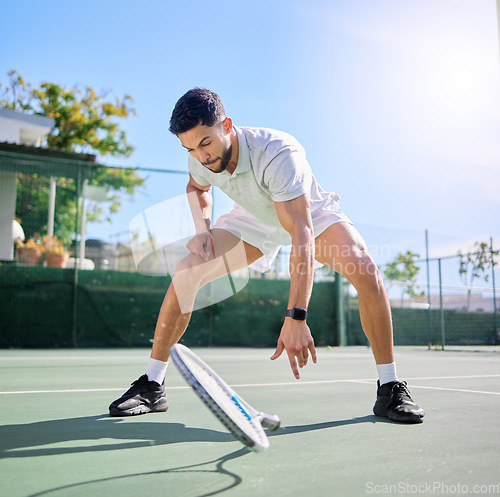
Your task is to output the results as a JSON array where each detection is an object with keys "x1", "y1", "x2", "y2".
[{"x1": 259, "y1": 413, "x2": 281, "y2": 431}]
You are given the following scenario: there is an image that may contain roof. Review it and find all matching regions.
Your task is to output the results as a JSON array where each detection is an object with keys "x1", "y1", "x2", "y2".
[
  {"x1": 0, "y1": 142, "x2": 96, "y2": 180},
  {"x1": 0, "y1": 108, "x2": 54, "y2": 128}
]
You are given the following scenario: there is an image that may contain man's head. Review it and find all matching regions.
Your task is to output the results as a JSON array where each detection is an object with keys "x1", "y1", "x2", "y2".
[
  {"x1": 169, "y1": 88, "x2": 226, "y2": 135},
  {"x1": 170, "y1": 88, "x2": 235, "y2": 174}
]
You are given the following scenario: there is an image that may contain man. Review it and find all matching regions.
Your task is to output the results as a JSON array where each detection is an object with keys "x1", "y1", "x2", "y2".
[{"x1": 109, "y1": 88, "x2": 424, "y2": 424}]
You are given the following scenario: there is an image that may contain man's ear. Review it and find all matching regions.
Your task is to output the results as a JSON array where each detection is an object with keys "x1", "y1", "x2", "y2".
[{"x1": 223, "y1": 117, "x2": 233, "y2": 134}]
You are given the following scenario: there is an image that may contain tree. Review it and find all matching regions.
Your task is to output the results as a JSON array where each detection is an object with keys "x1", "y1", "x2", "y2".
[
  {"x1": 1, "y1": 69, "x2": 144, "y2": 243},
  {"x1": 458, "y1": 241, "x2": 499, "y2": 311},
  {"x1": 1, "y1": 69, "x2": 136, "y2": 155},
  {"x1": 383, "y1": 251, "x2": 424, "y2": 306}
]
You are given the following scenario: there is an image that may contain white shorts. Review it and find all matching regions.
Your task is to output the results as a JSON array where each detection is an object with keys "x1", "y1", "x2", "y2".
[{"x1": 212, "y1": 201, "x2": 352, "y2": 272}]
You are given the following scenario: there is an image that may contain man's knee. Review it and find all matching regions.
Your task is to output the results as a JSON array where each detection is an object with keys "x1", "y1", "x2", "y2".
[
  {"x1": 175, "y1": 253, "x2": 210, "y2": 282},
  {"x1": 175, "y1": 251, "x2": 229, "y2": 286},
  {"x1": 343, "y1": 253, "x2": 382, "y2": 292},
  {"x1": 176, "y1": 252, "x2": 199, "y2": 272}
]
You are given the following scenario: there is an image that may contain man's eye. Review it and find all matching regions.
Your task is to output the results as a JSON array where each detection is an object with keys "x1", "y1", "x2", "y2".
[{"x1": 202, "y1": 142, "x2": 211, "y2": 147}]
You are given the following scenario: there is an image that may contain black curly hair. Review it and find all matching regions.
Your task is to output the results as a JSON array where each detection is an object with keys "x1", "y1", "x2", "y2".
[{"x1": 169, "y1": 88, "x2": 226, "y2": 135}]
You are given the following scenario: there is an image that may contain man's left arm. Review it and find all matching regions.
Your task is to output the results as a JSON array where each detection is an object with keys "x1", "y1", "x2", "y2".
[{"x1": 270, "y1": 193, "x2": 317, "y2": 379}]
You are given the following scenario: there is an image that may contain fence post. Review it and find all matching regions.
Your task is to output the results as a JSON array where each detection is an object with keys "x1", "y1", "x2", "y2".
[
  {"x1": 346, "y1": 283, "x2": 352, "y2": 346},
  {"x1": 438, "y1": 258, "x2": 445, "y2": 350},
  {"x1": 72, "y1": 165, "x2": 82, "y2": 348},
  {"x1": 425, "y1": 230, "x2": 432, "y2": 344},
  {"x1": 491, "y1": 237, "x2": 497, "y2": 338},
  {"x1": 47, "y1": 177, "x2": 56, "y2": 237},
  {"x1": 335, "y1": 273, "x2": 346, "y2": 346}
]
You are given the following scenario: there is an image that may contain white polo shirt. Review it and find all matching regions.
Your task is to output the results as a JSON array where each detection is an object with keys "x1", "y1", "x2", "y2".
[{"x1": 188, "y1": 126, "x2": 351, "y2": 271}]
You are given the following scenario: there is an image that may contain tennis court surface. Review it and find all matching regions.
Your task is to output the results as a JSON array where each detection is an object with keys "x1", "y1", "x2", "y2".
[{"x1": 1, "y1": 346, "x2": 499, "y2": 497}]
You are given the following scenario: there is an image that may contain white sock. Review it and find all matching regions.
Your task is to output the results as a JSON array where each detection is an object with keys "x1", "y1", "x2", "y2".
[
  {"x1": 146, "y1": 358, "x2": 169, "y2": 385},
  {"x1": 376, "y1": 362, "x2": 398, "y2": 386}
]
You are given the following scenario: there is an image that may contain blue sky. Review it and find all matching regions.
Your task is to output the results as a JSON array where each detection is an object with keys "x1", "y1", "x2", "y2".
[{"x1": 1, "y1": 0, "x2": 499, "y2": 264}]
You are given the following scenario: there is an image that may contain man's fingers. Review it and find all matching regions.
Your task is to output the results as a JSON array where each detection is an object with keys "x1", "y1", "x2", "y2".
[
  {"x1": 301, "y1": 345, "x2": 309, "y2": 367},
  {"x1": 202, "y1": 238, "x2": 213, "y2": 260},
  {"x1": 270, "y1": 330, "x2": 316, "y2": 379},
  {"x1": 203, "y1": 234, "x2": 215, "y2": 260},
  {"x1": 309, "y1": 342, "x2": 317, "y2": 364},
  {"x1": 186, "y1": 233, "x2": 214, "y2": 261},
  {"x1": 201, "y1": 244, "x2": 210, "y2": 260},
  {"x1": 287, "y1": 352, "x2": 300, "y2": 380},
  {"x1": 270, "y1": 340, "x2": 284, "y2": 361}
]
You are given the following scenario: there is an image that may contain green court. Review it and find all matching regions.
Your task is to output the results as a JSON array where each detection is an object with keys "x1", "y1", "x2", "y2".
[{"x1": 1, "y1": 346, "x2": 499, "y2": 497}]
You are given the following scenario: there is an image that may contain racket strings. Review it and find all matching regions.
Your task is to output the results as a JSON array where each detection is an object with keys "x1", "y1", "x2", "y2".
[{"x1": 181, "y1": 354, "x2": 266, "y2": 446}]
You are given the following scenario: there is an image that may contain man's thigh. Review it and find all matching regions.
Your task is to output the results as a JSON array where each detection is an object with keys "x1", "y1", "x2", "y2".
[
  {"x1": 172, "y1": 229, "x2": 263, "y2": 313},
  {"x1": 315, "y1": 222, "x2": 375, "y2": 280},
  {"x1": 177, "y1": 228, "x2": 263, "y2": 281},
  {"x1": 211, "y1": 228, "x2": 263, "y2": 269}
]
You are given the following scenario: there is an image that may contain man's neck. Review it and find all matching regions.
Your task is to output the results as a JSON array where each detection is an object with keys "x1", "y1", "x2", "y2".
[{"x1": 225, "y1": 128, "x2": 239, "y2": 175}]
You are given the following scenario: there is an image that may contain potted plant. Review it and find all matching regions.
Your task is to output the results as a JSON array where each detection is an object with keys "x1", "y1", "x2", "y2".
[
  {"x1": 16, "y1": 234, "x2": 43, "y2": 265},
  {"x1": 42, "y1": 235, "x2": 69, "y2": 268}
]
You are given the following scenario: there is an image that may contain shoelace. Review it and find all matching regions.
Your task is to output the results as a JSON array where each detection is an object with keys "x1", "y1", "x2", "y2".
[
  {"x1": 391, "y1": 381, "x2": 412, "y2": 401},
  {"x1": 128, "y1": 376, "x2": 149, "y2": 392}
]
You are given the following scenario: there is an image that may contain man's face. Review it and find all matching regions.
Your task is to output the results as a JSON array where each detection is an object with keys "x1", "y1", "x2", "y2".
[{"x1": 178, "y1": 121, "x2": 232, "y2": 174}]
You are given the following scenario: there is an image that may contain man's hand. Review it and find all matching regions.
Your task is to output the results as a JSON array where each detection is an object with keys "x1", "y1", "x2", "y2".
[
  {"x1": 186, "y1": 232, "x2": 214, "y2": 261},
  {"x1": 270, "y1": 318, "x2": 317, "y2": 379}
]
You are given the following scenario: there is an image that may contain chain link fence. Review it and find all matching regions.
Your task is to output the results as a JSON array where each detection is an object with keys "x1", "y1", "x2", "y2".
[
  {"x1": 345, "y1": 227, "x2": 499, "y2": 348},
  {"x1": 0, "y1": 145, "x2": 498, "y2": 348}
]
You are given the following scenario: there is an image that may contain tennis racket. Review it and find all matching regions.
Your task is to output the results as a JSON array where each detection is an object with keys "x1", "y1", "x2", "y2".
[{"x1": 169, "y1": 344, "x2": 280, "y2": 452}]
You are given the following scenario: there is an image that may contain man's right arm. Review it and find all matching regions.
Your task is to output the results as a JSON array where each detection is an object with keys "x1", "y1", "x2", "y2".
[{"x1": 186, "y1": 174, "x2": 214, "y2": 260}]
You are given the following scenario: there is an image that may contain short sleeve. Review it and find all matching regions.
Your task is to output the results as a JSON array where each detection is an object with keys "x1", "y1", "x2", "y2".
[
  {"x1": 262, "y1": 146, "x2": 312, "y2": 202},
  {"x1": 188, "y1": 155, "x2": 211, "y2": 187}
]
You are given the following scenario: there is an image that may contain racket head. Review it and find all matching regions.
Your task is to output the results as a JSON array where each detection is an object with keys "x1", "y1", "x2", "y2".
[{"x1": 170, "y1": 344, "x2": 270, "y2": 452}]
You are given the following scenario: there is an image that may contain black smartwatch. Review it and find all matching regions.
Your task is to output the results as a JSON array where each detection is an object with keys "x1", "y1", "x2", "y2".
[{"x1": 285, "y1": 307, "x2": 307, "y2": 321}]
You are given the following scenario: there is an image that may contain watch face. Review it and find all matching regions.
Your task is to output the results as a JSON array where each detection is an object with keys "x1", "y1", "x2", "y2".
[{"x1": 292, "y1": 308, "x2": 307, "y2": 320}]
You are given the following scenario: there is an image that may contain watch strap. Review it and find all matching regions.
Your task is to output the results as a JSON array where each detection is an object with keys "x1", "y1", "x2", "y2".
[{"x1": 285, "y1": 307, "x2": 307, "y2": 321}]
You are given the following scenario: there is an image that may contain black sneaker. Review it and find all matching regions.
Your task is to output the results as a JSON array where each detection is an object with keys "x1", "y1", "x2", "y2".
[
  {"x1": 373, "y1": 380, "x2": 424, "y2": 423},
  {"x1": 109, "y1": 374, "x2": 169, "y2": 416}
]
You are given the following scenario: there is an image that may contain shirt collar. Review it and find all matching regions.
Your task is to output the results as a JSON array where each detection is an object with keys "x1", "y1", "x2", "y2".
[{"x1": 231, "y1": 126, "x2": 251, "y2": 176}]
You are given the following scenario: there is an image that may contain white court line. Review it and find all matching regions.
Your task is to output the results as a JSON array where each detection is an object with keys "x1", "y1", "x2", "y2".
[
  {"x1": 1, "y1": 374, "x2": 499, "y2": 395},
  {"x1": 0, "y1": 356, "x2": 146, "y2": 361},
  {"x1": 0, "y1": 386, "x2": 191, "y2": 395},
  {"x1": 0, "y1": 380, "x2": 353, "y2": 395},
  {"x1": 402, "y1": 374, "x2": 500, "y2": 381},
  {"x1": 408, "y1": 385, "x2": 500, "y2": 396},
  {"x1": 350, "y1": 379, "x2": 500, "y2": 396}
]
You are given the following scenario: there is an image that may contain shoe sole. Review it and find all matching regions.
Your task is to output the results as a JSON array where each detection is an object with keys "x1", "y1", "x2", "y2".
[
  {"x1": 373, "y1": 403, "x2": 424, "y2": 424},
  {"x1": 109, "y1": 398, "x2": 169, "y2": 417}
]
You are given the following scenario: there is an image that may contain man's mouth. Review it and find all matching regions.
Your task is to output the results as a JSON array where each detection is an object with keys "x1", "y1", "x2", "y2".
[{"x1": 204, "y1": 158, "x2": 219, "y2": 167}]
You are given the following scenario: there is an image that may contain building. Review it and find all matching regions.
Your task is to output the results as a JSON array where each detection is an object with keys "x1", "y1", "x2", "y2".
[
  {"x1": 0, "y1": 108, "x2": 54, "y2": 260},
  {"x1": 0, "y1": 108, "x2": 97, "y2": 265}
]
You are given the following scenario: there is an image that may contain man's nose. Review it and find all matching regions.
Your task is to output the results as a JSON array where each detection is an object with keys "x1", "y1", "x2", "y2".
[{"x1": 198, "y1": 151, "x2": 210, "y2": 164}]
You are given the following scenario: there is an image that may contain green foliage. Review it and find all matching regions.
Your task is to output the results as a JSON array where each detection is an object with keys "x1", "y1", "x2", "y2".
[
  {"x1": 0, "y1": 70, "x2": 33, "y2": 112},
  {"x1": 1, "y1": 69, "x2": 144, "y2": 243},
  {"x1": 458, "y1": 241, "x2": 498, "y2": 287},
  {"x1": 384, "y1": 250, "x2": 424, "y2": 302},
  {"x1": 15, "y1": 170, "x2": 143, "y2": 244},
  {"x1": 85, "y1": 166, "x2": 144, "y2": 224},
  {"x1": 1, "y1": 69, "x2": 136, "y2": 156},
  {"x1": 16, "y1": 174, "x2": 77, "y2": 244}
]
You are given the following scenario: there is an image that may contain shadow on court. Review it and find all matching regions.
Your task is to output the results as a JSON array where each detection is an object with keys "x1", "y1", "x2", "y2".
[
  {"x1": 1, "y1": 347, "x2": 499, "y2": 497},
  {"x1": 0, "y1": 413, "x2": 389, "y2": 459},
  {"x1": 2, "y1": 414, "x2": 394, "y2": 497},
  {"x1": 0, "y1": 415, "x2": 232, "y2": 458},
  {"x1": 26, "y1": 447, "x2": 250, "y2": 497},
  {"x1": 269, "y1": 414, "x2": 395, "y2": 438}
]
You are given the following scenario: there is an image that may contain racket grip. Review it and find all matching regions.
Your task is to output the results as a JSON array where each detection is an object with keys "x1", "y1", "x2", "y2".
[{"x1": 259, "y1": 413, "x2": 281, "y2": 431}]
